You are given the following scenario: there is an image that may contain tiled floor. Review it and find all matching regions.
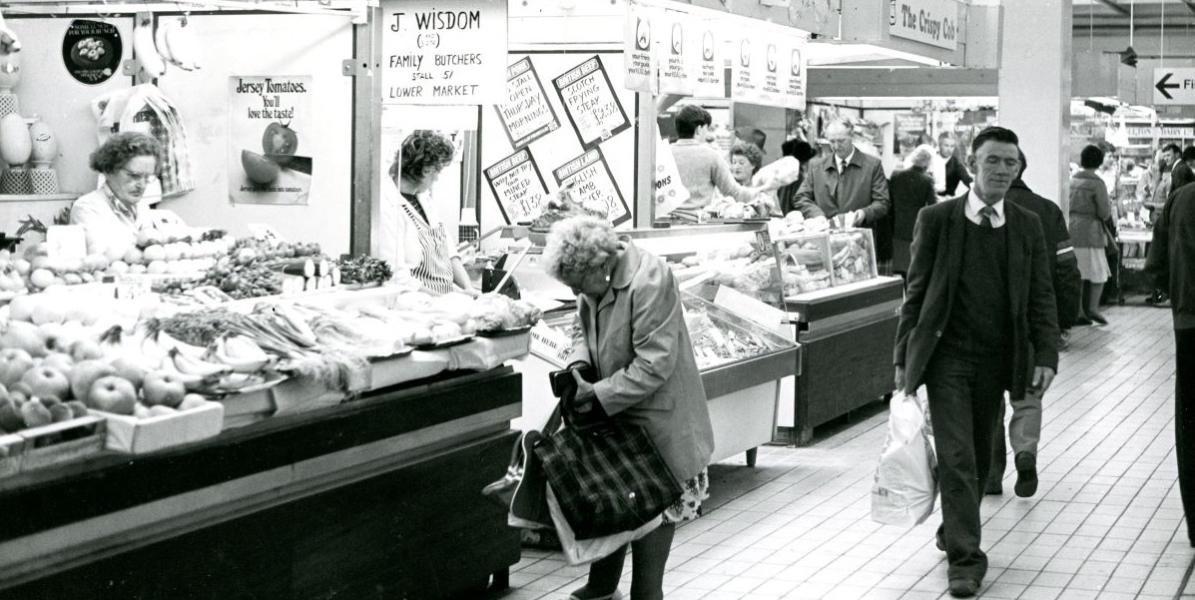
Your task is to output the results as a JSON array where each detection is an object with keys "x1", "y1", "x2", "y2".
[{"x1": 498, "y1": 304, "x2": 1195, "y2": 600}]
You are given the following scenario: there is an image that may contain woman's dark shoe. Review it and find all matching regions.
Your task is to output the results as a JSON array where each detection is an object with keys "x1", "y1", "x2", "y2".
[
  {"x1": 1074, "y1": 316, "x2": 1093, "y2": 326},
  {"x1": 948, "y1": 578, "x2": 981, "y2": 598},
  {"x1": 569, "y1": 587, "x2": 622, "y2": 600},
  {"x1": 1089, "y1": 312, "x2": 1108, "y2": 325}
]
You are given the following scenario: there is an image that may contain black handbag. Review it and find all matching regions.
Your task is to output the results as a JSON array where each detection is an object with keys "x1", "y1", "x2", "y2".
[
  {"x1": 481, "y1": 404, "x2": 561, "y2": 529},
  {"x1": 534, "y1": 418, "x2": 683, "y2": 541}
]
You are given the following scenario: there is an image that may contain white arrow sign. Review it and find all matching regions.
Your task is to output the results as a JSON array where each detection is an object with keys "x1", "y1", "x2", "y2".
[{"x1": 1153, "y1": 68, "x2": 1195, "y2": 104}]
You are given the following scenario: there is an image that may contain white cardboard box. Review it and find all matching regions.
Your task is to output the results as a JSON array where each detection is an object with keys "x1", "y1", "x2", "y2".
[{"x1": 95, "y1": 402, "x2": 224, "y2": 454}]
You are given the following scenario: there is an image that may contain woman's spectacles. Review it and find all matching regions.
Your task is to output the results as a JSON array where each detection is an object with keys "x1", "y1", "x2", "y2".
[{"x1": 120, "y1": 168, "x2": 157, "y2": 183}]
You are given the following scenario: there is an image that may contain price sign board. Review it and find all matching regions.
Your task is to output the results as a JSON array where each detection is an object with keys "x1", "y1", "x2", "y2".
[
  {"x1": 553, "y1": 56, "x2": 631, "y2": 150},
  {"x1": 484, "y1": 148, "x2": 551, "y2": 225},
  {"x1": 553, "y1": 148, "x2": 631, "y2": 226}
]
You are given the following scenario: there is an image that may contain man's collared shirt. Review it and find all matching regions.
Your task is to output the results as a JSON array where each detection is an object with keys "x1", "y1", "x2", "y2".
[
  {"x1": 966, "y1": 189, "x2": 1006, "y2": 228},
  {"x1": 835, "y1": 148, "x2": 856, "y2": 174}
]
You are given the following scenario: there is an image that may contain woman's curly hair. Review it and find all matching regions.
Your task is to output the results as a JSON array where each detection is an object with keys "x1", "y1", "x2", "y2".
[
  {"x1": 390, "y1": 130, "x2": 455, "y2": 182},
  {"x1": 89, "y1": 132, "x2": 162, "y2": 175},
  {"x1": 542, "y1": 216, "x2": 622, "y2": 284},
  {"x1": 730, "y1": 141, "x2": 764, "y2": 175}
]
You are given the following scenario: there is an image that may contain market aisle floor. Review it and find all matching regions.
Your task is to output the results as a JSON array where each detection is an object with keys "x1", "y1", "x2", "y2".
[{"x1": 498, "y1": 304, "x2": 1195, "y2": 600}]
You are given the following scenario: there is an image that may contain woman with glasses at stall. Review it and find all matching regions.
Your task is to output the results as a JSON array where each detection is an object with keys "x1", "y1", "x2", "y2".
[{"x1": 70, "y1": 132, "x2": 184, "y2": 257}]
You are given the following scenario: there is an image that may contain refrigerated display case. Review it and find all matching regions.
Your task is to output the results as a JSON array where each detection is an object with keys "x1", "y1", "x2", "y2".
[{"x1": 499, "y1": 223, "x2": 900, "y2": 449}]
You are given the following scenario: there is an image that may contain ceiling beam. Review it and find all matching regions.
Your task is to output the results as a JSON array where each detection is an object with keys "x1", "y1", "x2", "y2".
[
  {"x1": 1184, "y1": 0, "x2": 1195, "y2": 15},
  {"x1": 1095, "y1": 0, "x2": 1130, "y2": 16}
]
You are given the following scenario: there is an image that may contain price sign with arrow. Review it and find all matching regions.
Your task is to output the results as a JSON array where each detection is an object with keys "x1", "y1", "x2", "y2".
[{"x1": 1154, "y1": 68, "x2": 1195, "y2": 104}]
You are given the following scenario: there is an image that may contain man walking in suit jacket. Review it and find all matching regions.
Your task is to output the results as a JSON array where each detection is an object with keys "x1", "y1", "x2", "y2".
[
  {"x1": 792, "y1": 120, "x2": 891, "y2": 266},
  {"x1": 932, "y1": 132, "x2": 973, "y2": 198},
  {"x1": 893, "y1": 127, "x2": 1060, "y2": 597}
]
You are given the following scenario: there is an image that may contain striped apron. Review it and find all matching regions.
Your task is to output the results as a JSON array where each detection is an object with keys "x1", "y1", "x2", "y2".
[{"x1": 399, "y1": 200, "x2": 455, "y2": 295}]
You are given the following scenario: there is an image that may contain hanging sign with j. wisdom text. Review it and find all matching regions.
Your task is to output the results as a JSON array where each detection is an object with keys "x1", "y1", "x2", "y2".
[{"x1": 381, "y1": 0, "x2": 507, "y2": 105}]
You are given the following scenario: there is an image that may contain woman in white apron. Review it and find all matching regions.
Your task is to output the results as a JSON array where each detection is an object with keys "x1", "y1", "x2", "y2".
[{"x1": 380, "y1": 131, "x2": 477, "y2": 295}]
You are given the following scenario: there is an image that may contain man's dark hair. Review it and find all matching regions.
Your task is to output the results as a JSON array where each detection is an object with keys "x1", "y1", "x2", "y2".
[
  {"x1": 675, "y1": 105, "x2": 711, "y2": 139},
  {"x1": 1174, "y1": 163, "x2": 1195, "y2": 190},
  {"x1": 1181, "y1": 146, "x2": 1195, "y2": 163},
  {"x1": 970, "y1": 126, "x2": 1020, "y2": 154},
  {"x1": 781, "y1": 139, "x2": 817, "y2": 162},
  {"x1": 1017, "y1": 149, "x2": 1029, "y2": 177},
  {"x1": 1080, "y1": 144, "x2": 1105, "y2": 170},
  {"x1": 1164, "y1": 143, "x2": 1182, "y2": 155}
]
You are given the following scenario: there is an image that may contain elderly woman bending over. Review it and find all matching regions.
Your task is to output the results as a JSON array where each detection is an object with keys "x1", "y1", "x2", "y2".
[{"x1": 542, "y1": 216, "x2": 714, "y2": 600}]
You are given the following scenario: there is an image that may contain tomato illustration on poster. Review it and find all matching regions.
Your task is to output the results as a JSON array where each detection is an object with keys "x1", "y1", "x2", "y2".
[{"x1": 228, "y1": 75, "x2": 313, "y2": 205}]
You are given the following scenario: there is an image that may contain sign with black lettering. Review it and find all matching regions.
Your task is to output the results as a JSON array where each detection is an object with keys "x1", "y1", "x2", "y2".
[
  {"x1": 552, "y1": 56, "x2": 631, "y2": 150},
  {"x1": 624, "y1": 1, "x2": 657, "y2": 93},
  {"x1": 693, "y1": 19, "x2": 724, "y2": 98},
  {"x1": 730, "y1": 29, "x2": 763, "y2": 105},
  {"x1": 889, "y1": 0, "x2": 959, "y2": 51},
  {"x1": 495, "y1": 58, "x2": 559, "y2": 149},
  {"x1": 656, "y1": 10, "x2": 695, "y2": 95},
  {"x1": 484, "y1": 148, "x2": 550, "y2": 225},
  {"x1": 381, "y1": 0, "x2": 507, "y2": 104},
  {"x1": 553, "y1": 148, "x2": 631, "y2": 226},
  {"x1": 781, "y1": 40, "x2": 806, "y2": 110}
]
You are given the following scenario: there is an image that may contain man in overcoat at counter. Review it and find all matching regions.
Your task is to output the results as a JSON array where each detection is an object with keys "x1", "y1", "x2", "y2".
[
  {"x1": 893, "y1": 126, "x2": 1060, "y2": 598},
  {"x1": 792, "y1": 119, "x2": 891, "y2": 267}
]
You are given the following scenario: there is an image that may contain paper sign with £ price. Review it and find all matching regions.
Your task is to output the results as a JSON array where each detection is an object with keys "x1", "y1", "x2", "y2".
[
  {"x1": 494, "y1": 58, "x2": 560, "y2": 149},
  {"x1": 381, "y1": 0, "x2": 507, "y2": 105},
  {"x1": 624, "y1": 1, "x2": 658, "y2": 94},
  {"x1": 484, "y1": 148, "x2": 551, "y2": 225},
  {"x1": 553, "y1": 56, "x2": 631, "y2": 150},
  {"x1": 656, "y1": 10, "x2": 695, "y2": 95},
  {"x1": 553, "y1": 148, "x2": 631, "y2": 226}
]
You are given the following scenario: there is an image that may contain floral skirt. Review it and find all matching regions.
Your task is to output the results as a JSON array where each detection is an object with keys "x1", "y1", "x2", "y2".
[{"x1": 662, "y1": 468, "x2": 709, "y2": 524}]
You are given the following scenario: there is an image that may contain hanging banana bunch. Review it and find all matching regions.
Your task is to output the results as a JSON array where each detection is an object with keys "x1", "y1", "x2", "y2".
[
  {"x1": 134, "y1": 13, "x2": 203, "y2": 80},
  {"x1": 133, "y1": 12, "x2": 167, "y2": 79}
]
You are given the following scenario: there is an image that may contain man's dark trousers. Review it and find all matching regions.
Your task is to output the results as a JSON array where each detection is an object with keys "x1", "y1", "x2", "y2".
[
  {"x1": 1177, "y1": 327, "x2": 1195, "y2": 545},
  {"x1": 925, "y1": 351, "x2": 1006, "y2": 581}
]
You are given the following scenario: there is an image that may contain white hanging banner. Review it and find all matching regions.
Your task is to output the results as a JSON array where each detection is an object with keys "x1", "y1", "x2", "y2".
[
  {"x1": 731, "y1": 27, "x2": 764, "y2": 105},
  {"x1": 656, "y1": 10, "x2": 696, "y2": 95},
  {"x1": 693, "y1": 18, "x2": 725, "y2": 98},
  {"x1": 758, "y1": 34, "x2": 784, "y2": 107},
  {"x1": 780, "y1": 36, "x2": 808, "y2": 110},
  {"x1": 380, "y1": 0, "x2": 508, "y2": 104},
  {"x1": 624, "y1": 1, "x2": 658, "y2": 94},
  {"x1": 653, "y1": 124, "x2": 688, "y2": 218}
]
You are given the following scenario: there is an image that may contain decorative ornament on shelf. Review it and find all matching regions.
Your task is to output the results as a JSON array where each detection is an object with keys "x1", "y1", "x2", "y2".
[
  {"x1": 28, "y1": 118, "x2": 59, "y2": 194},
  {"x1": 0, "y1": 112, "x2": 32, "y2": 194}
]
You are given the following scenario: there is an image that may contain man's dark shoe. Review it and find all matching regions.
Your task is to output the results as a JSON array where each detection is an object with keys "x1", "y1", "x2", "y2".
[
  {"x1": 935, "y1": 528, "x2": 946, "y2": 551},
  {"x1": 948, "y1": 578, "x2": 981, "y2": 598},
  {"x1": 1014, "y1": 452, "x2": 1038, "y2": 497},
  {"x1": 1074, "y1": 315, "x2": 1093, "y2": 326}
]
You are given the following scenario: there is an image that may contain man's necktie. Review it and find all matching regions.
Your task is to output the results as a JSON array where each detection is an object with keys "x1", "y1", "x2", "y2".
[{"x1": 979, "y1": 206, "x2": 996, "y2": 229}]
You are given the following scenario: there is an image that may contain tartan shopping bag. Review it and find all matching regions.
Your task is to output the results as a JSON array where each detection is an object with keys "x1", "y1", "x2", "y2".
[{"x1": 533, "y1": 419, "x2": 682, "y2": 541}]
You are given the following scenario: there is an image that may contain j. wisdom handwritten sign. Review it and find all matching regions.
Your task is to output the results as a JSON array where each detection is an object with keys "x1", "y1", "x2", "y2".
[{"x1": 381, "y1": 0, "x2": 507, "y2": 104}]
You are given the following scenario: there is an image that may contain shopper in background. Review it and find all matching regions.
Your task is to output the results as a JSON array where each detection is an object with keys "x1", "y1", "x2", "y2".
[
  {"x1": 543, "y1": 216, "x2": 714, "y2": 600},
  {"x1": 1069, "y1": 144, "x2": 1114, "y2": 325},
  {"x1": 380, "y1": 130, "x2": 477, "y2": 295},
  {"x1": 932, "y1": 132, "x2": 973, "y2": 199},
  {"x1": 70, "y1": 132, "x2": 184, "y2": 257},
  {"x1": 728, "y1": 141, "x2": 764, "y2": 186},
  {"x1": 1145, "y1": 165, "x2": 1195, "y2": 549},
  {"x1": 986, "y1": 148, "x2": 1080, "y2": 498},
  {"x1": 669, "y1": 105, "x2": 768, "y2": 222},
  {"x1": 1142, "y1": 143, "x2": 1180, "y2": 219},
  {"x1": 889, "y1": 145, "x2": 936, "y2": 277},
  {"x1": 1147, "y1": 146, "x2": 1195, "y2": 306},
  {"x1": 776, "y1": 139, "x2": 818, "y2": 215},
  {"x1": 792, "y1": 119, "x2": 892, "y2": 269},
  {"x1": 894, "y1": 126, "x2": 1059, "y2": 598}
]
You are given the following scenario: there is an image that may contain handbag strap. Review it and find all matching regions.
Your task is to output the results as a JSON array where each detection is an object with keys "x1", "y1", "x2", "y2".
[{"x1": 542, "y1": 401, "x2": 564, "y2": 435}]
